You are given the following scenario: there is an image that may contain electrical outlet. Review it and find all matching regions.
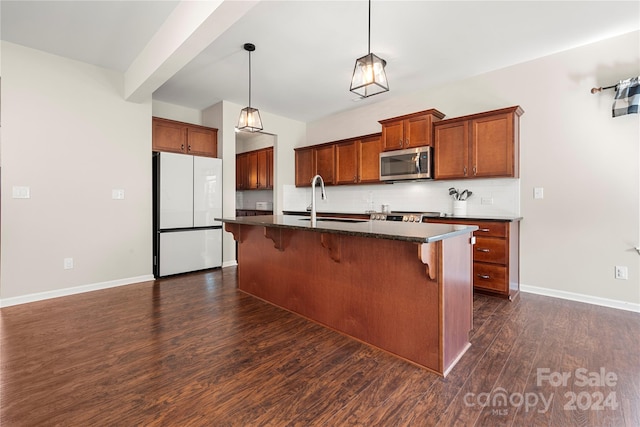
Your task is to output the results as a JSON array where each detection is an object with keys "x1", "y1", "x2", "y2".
[
  {"x1": 12, "y1": 186, "x2": 31, "y2": 199},
  {"x1": 112, "y1": 189, "x2": 125, "y2": 200},
  {"x1": 534, "y1": 187, "x2": 544, "y2": 199},
  {"x1": 481, "y1": 197, "x2": 494, "y2": 205},
  {"x1": 614, "y1": 266, "x2": 628, "y2": 280},
  {"x1": 64, "y1": 258, "x2": 74, "y2": 270}
]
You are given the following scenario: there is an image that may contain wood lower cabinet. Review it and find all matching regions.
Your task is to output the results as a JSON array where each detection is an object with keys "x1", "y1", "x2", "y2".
[
  {"x1": 379, "y1": 109, "x2": 445, "y2": 151},
  {"x1": 237, "y1": 147, "x2": 273, "y2": 190},
  {"x1": 152, "y1": 117, "x2": 218, "y2": 157},
  {"x1": 427, "y1": 218, "x2": 520, "y2": 300},
  {"x1": 434, "y1": 106, "x2": 522, "y2": 180}
]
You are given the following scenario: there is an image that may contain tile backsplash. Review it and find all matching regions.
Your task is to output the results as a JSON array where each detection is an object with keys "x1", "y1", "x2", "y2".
[{"x1": 283, "y1": 179, "x2": 520, "y2": 217}]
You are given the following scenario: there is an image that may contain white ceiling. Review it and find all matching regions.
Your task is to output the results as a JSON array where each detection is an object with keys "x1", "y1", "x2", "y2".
[{"x1": 2, "y1": 1, "x2": 639, "y2": 123}]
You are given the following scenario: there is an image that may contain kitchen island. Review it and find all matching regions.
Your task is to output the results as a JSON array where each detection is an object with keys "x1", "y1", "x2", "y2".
[{"x1": 221, "y1": 215, "x2": 477, "y2": 376}]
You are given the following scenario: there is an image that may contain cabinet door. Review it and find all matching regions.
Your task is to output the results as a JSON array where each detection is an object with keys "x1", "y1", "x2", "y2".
[
  {"x1": 236, "y1": 153, "x2": 246, "y2": 190},
  {"x1": 257, "y1": 149, "x2": 269, "y2": 189},
  {"x1": 471, "y1": 113, "x2": 515, "y2": 178},
  {"x1": 266, "y1": 147, "x2": 274, "y2": 189},
  {"x1": 314, "y1": 145, "x2": 335, "y2": 184},
  {"x1": 246, "y1": 151, "x2": 258, "y2": 189},
  {"x1": 153, "y1": 119, "x2": 186, "y2": 153},
  {"x1": 404, "y1": 115, "x2": 432, "y2": 148},
  {"x1": 187, "y1": 127, "x2": 217, "y2": 157},
  {"x1": 381, "y1": 120, "x2": 404, "y2": 151},
  {"x1": 335, "y1": 141, "x2": 358, "y2": 184},
  {"x1": 295, "y1": 148, "x2": 314, "y2": 187},
  {"x1": 434, "y1": 121, "x2": 469, "y2": 179},
  {"x1": 358, "y1": 135, "x2": 381, "y2": 183}
]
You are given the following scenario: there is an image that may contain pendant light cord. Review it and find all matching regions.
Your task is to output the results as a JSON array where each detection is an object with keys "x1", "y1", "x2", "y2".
[
  {"x1": 248, "y1": 49, "x2": 252, "y2": 109},
  {"x1": 367, "y1": 0, "x2": 371, "y2": 54}
]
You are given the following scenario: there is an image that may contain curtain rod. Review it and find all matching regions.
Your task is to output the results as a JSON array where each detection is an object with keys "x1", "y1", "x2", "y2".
[{"x1": 590, "y1": 84, "x2": 617, "y2": 94}]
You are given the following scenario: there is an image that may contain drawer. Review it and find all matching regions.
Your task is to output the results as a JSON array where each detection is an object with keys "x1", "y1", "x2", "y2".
[
  {"x1": 474, "y1": 237, "x2": 507, "y2": 264},
  {"x1": 426, "y1": 219, "x2": 507, "y2": 238},
  {"x1": 473, "y1": 263, "x2": 507, "y2": 293},
  {"x1": 473, "y1": 221, "x2": 507, "y2": 238}
]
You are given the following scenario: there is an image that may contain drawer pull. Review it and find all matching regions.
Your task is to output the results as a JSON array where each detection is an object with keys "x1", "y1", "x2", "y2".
[
  {"x1": 478, "y1": 228, "x2": 490, "y2": 232},
  {"x1": 477, "y1": 248, "x2": 490, "y2": 252},
  {"x1": 477, "y1": 274, "x2": 491, "y2": 279}
]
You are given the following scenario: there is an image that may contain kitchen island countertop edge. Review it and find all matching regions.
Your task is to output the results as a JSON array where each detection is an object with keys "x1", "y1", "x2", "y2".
[{"x1": 217, "y1": 215, "x2": 478, "y2": 243}]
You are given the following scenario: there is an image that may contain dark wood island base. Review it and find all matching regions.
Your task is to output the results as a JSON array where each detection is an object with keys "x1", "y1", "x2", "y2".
[{"x1": 225, "y1": 219, "x2": 475, "y2": 376}]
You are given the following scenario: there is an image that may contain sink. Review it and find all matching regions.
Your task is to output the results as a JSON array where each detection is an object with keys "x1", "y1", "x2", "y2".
[{"x1": 299, "y1": 217, "x2": 368, "y2": 224}]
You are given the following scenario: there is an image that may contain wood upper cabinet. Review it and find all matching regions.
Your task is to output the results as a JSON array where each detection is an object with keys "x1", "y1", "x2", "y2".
[
  {"x1": 314, "y1": 144, "x2": 335, "y2": 185},
  {"x1": 434, "y1": 106, "x2": 523, "y2": 179},
  {"x1": 257, "y1": 147, "x2": 273, "y2": 189},
  {"x1": 296, "y1": 133, "x2": 381, "y2": 187},
  {"x1": 152, "y1": 117, "x2": 218, "y2": 157},
  {"x1": 379, "y1": 109, "x2": 445, "y2": 152},
  {"x1": 294, "y1": 144, "x2": 335, "y2": 187},
  {"x1": 295, "y1": 147, "x2": 314, "y2": 187},
  {"x1": 236, "y1": 147, "x2": 273, "y2": 191},
  {"x1": 335, "y1": 134, "x2": 381, "y2": 184}
]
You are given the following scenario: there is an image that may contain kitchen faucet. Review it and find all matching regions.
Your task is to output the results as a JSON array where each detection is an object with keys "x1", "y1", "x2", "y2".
[{"x1": 310, "y1": 174, "x2": 326, "y2": 226}]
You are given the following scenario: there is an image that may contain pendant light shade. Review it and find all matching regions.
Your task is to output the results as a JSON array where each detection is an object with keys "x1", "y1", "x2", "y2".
[
  {"x1": 237, "y1": 43, "x2": 263, "y2": 132},
  {"x1": 350, "y1": 0, "x2": 388, "y2": 98},
  {"x1": 350, "y1": 53, "x2": 388, "y2": 98}
]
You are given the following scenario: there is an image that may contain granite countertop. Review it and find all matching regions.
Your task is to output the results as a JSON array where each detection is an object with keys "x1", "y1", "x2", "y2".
[
  {"x1": 282, "y1": 210, "x2": 522, "y2": 222},
  {"x1": 218, "y1": 215, "x2": 478, "y2": 244}
]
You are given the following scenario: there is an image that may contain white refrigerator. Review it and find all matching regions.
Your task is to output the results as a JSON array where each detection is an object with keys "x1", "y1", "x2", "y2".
[{"x1": 153, "y1": 152, "x2": 223, "y2": 277}]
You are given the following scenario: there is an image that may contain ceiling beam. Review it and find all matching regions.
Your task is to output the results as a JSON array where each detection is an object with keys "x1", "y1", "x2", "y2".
[{"x1": 124, "y1": 0, "x2": 259, "y2": 103}]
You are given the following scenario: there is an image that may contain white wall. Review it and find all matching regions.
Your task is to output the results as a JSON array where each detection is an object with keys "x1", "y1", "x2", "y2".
[
  {"x1": 202, "y1": 100, "x2": 306, "y2": 267},
  {"x1": 152, "y1": 100, "x2": 202, "y2": 125},
  {"x1": 1, "y1": 42, "x2": 154, "y2": 304},
  {"x1": 300, "y1": 31, "x2": 640, "y2": 308}
]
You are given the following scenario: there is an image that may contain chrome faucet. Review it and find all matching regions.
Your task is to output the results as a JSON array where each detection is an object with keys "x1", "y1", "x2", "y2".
[{"x1": 310, "y1": 174, "x2": 326, "y2": 225}]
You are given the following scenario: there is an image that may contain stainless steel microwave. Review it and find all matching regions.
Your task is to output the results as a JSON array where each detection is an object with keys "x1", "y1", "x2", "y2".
[{"x1": 379, "y1": 146, "x2": 432, "y2": 182}]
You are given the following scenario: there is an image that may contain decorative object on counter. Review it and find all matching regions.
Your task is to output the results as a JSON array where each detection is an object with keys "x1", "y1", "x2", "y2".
[
  {"x1": 237, "y1": 43, "x2": 263, "y2": 132},
  {"x1": 591, "y1": 76, "x2": 639, "y2": 118},
  {"x1": 449, "y1": 187, "x2": 472, "y2": 216},
  {"x1": 349, "y1": 0, "x2": 388, "y2": 98}
]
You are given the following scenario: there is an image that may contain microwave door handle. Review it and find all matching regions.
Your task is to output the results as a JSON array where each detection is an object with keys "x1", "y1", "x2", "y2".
[{"x1": 414, "y1": 155, "x2": 420, "y2": 174}]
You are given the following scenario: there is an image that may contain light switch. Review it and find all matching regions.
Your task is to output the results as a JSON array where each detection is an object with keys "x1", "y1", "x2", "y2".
[
  {"x1": 534, "y1": 187, "x2": 544, "y2": 199},
  {"x1": 112, "y1": 189, "x2": 125, "y2": 200},
  {"x1": 12, "y1": 186, "x2": 31, "y2": 199}
]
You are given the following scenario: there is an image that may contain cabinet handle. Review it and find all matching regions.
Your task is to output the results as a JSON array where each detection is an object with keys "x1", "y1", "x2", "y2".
[
  {"x1": 477, "y1": 274, "x2": 491, "y2": 279},
  {"x1": 478, "y1": 228, "x2": 490, "y2": 232},
  {"x1": 181, "y1": 144, "x2": 185, "y2": 150},
  {"x1": 473, "y1": 166, "x2": 477, "y2": 176},
  {"x1": 353, "y1": 176, "x2": 357, "y2": 183},
  {"x1": 477, "y1": 248, "x2": 490, "y2": 252},
  {"x1": 405, "y1": 139, "x2": 410, "y2": 146},
  {"x1": 188, "y1": 145, "x2": 192, "y2": 151},
  {"x1": 398, "y1": 139, "x2": 403, "y2": 147},
  {"x1": 463, "y1": 166, "x2": 467, "y2": 176}
]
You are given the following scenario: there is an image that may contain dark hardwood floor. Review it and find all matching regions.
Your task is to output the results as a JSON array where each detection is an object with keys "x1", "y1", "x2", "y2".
[{"x1": 1, "y1": 267, "x2": 638, "y2": 426}]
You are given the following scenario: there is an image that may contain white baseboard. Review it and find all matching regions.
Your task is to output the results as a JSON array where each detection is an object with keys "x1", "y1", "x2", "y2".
[
  {"x1": 222, "y1": 260, "x2": 238, "y2": 268},
  {"x1": 520, "y1": 283, "x2": 640, "y2": 313},
  {"x1": 0, "y1": 275, "x2": 155, "y2": 308}
]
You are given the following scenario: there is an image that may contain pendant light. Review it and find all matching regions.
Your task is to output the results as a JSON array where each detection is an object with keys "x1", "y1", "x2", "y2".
[
  {"x1": 350, "y1": 0, "x2": 389, "y2": 98},
  {"x1": 237, "y1": 43, "x2": 263, "y2": 132}
]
